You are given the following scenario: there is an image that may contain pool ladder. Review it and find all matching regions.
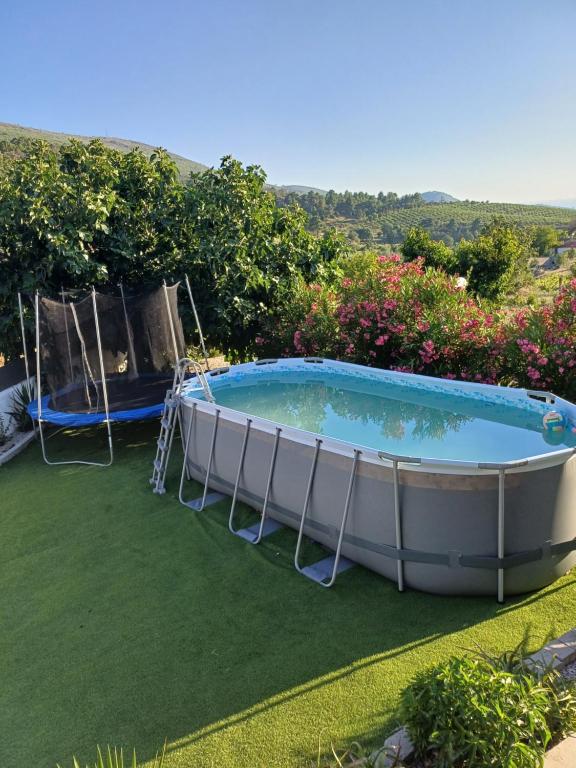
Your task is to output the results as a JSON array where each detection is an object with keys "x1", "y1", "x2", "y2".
[
  {"x1": 179, "y1": 411, "x2": 358, "y2": 587},
  {"x1": 150, "y1": 358, "x2": 214, "y2": 494}
]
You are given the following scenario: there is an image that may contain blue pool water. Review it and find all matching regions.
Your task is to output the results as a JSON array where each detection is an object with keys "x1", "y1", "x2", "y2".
[{"x1": 203, "y1": 368, "x2": 576, "y2": 463}]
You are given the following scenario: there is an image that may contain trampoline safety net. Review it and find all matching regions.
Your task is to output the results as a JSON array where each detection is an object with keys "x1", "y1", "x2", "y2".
[{"x1": 37, "y1": 284, "x2": 185, "y2": 422}]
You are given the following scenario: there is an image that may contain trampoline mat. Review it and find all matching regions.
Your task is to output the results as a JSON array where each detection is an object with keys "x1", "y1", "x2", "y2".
[
  {"x1": 50, "y1": 375, "x2": 175, "y2": 414},
  {"x1": 27, "y1": 374, "x2": 178, "y2": 427}
]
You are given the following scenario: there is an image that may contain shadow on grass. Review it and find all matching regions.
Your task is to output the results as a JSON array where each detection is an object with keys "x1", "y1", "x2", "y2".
[{"x1": 1, "y1": 422, "x2": 574, "y2": 768}]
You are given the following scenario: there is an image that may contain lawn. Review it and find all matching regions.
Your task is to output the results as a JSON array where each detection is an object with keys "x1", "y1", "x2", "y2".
[{"x1": 2, "y1": 422, "x2": 576, "y2": 768}]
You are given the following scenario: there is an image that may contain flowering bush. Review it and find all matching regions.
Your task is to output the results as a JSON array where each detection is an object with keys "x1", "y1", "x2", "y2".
[
  {"x1": 263, "y1": 252, "x2": 502, "y2": 384},
  {"x1": 501, "y1": 278, "x2": 576, "y2": 399},
  {"x1": 260, "y1": 252, "x2": 576, "y2": 401}
]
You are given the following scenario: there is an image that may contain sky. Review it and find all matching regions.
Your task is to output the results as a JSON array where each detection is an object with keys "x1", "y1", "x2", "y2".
[{"x1": 1, "y1": 0, "x2": 575, "y2": 203}]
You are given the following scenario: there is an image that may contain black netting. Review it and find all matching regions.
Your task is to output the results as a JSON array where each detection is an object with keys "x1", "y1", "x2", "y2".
[{"x1": 38, "y1": 284, "x2": 185, "y2": 414}]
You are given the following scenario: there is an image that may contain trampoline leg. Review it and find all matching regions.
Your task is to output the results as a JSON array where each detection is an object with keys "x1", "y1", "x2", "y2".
[{"x1": 36, "y1": 417, "x2": 114, "y2": 467}]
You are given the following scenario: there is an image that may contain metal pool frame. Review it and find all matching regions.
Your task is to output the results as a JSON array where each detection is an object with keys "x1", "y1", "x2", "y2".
[{"x1": 173, "y1": 358, "x2": 576, "y2": 601}]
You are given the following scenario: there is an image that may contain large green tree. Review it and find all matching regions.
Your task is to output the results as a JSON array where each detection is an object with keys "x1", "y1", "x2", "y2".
[{"x1": 0, "y1": 141, "x2": 345, "y2": 360}]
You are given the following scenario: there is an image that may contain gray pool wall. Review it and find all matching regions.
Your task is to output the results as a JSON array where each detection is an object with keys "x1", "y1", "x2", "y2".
[{"x1": 180, "y1": 402, "x2": 576, "y2": 597}]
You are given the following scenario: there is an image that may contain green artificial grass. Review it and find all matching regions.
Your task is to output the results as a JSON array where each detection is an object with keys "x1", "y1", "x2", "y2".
[{"x1": 1, "y1": 423, "x2": 576, "y2": 768}]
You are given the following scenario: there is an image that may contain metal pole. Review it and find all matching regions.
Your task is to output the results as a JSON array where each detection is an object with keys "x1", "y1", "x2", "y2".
[
  {"x1": 252, "y1": 427, "x2": 282, "y2": 544},
  {"x1": 184, "y1": 274, "x2": 210, "y2": 370},
  {"x1": 199, "y1": 409, "x2": 220, "y2": 511},
  {"x1": 92, "y1": 288, "x2": 114, "y2": 465},
  {"x1": 178, "y1": 402, "x2": 197, "y2": 506},
  {"x1": 34, "y1": 292, "x2": 50, "y2": 462},
  {"x1": 294, "y1": 439, "x2": 322, "y2": 571},
  {"x1": 497, "y1": 468, "x2": 505, "y2": 603},
  {"x1": 229, "y1": 418, "x2": 253, "y2": 533},
  {"x1": 392, "y1": 459, "x2": 405, "y2": 592},
  {"x1": 321, "y1": 449, "x2": 360, "y2": 588},
  {"x1": 17, "y1": 292, "x2": 33, "y2": 402},
  {"x1": 163, "y1": 281, "x2": 180, "y2": 367},
  {"x1": 118, "y1": 282, "x2": 138, "y2": 379},
  {"x1": 61, "y1": 286, "x2": 74, "y2": 382}
]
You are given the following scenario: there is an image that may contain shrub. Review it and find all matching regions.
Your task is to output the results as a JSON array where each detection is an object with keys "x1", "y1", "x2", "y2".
[
  {"x1": 455, "y1": 218, "x2": 532, "y2": 299},
  {"x1": 0, "y1": 416, "x2": 7, "y2": 446},
  {"x1": 401, "y1": 226, "x2": 457, "y2": 272},
  {"x1": 57, "y1": 743, "x2": 165, "y2": 768},
  {"x1": 399, "y1": 647, "x2": 576, "y2": 768},
  {"x1": 263, "y1": 251, "x2": 502, "y2": 384},
  {"x1": 7, "y1": 384, "x2": 33, "y2": 432},
  {"x1": 501, "y1": 278, "x2": 576, "y2": 400}
]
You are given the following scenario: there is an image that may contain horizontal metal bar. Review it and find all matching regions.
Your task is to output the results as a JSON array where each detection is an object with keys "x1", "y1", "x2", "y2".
[
  {"x1": 526, "y1": 390, "x2": 556, "y2": 404},
  {"x1": 378, "y1": 451, "x2": 422, "y2": 465},
  {"x1": 477, "y1": 459, "x2": 529, "y2": 470}
]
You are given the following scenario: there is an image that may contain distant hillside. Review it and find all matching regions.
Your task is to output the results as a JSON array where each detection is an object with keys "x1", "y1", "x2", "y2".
[
  {"x1": 315, "y1": 201, "x2": 576, "y2": 246},
  {"x1": 421, "y1": 190, "x2": 459, "y2": 203},
  {"x1": 0, "y1": 122, "x2": 208, "y2": 179},
  {"x1": 273, "y1": 184, "x2": 328, "y2": 195},
  {"x1": 536, "y1": 199, "x2": 576, "y2": 210}
]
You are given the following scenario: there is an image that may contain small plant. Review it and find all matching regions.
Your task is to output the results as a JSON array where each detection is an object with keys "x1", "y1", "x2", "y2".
[
  {"x1": 0, "y1": 415, "x2": 7, "y2": 446},
  {"x1": 57, "y1": 743, "x2": 166, "y2": 768},
  {"x1": 6, "y1": 383, "x2": 33, "y2": 432},
  {"x1": 399, "y1": 644, "x2": 576, "y2": 768}
]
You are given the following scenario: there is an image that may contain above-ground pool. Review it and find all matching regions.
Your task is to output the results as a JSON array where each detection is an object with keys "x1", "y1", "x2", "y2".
[{"x1": 178, "y1": 358, "x2": 576, "y2": 599}]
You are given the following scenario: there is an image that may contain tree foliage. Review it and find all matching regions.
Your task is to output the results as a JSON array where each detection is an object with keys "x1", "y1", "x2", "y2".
[
  {"x1": 401, "y1": 226, "x2": 457, "y2": 271},
  {"x1": 0, "y1": 140, "x2": 346, "y2": 360},
  {"x1": 456, "y1": 219, "x2": 531, "y2": 299}
]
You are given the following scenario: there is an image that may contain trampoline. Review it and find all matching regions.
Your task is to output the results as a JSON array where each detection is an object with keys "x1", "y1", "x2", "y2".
[{"x1": 20, "y1": 278, "x2": 207, "y2": 466}]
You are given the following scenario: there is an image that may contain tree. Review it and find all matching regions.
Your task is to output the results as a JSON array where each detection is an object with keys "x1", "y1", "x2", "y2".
[
  {"x1": 532, "y1": 226, "x2": 560, "y2": 257},
  {"x1": 401, "y1": 226, "x2": 457, "y2": 271},
  {"x1": 0, "y1": 143, "x2": 346, "y2": 360},
  {"x1": 456, "y1": 219, "x2": 532, "y2": 299}
]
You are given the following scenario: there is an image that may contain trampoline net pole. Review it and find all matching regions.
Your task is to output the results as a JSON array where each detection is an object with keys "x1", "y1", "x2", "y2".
[
  {"x1": 118, "y1": 282, "x2": 138, "y2": 380},
  {"x1": 163, "y1": 281, "x2": 180, "y2": 368},
  {"x1": 17, "y1": 292, "x2": 33, "y2": 402},
  {"x1": 91, "y1": 288, "x2": 114, "y2": 464},
  {"x1": 184, "y1": 274, "x2": 210, "y2": 370},
  {"x1": 61, "y1": 286, "x2": 74, "y2": 383}
]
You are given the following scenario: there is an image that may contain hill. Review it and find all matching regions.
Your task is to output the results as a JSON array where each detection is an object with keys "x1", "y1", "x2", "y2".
[
  {"x1": 317, "y1": 200, "x2": 576, "y2": 246},
  {"x1": 273, "y1": 184, "x2": 328, "y2": 195},
  {"x1": 0, "y1": 121, "x2": 208, "y2": 179},
  {"x1": 421, "y1": 190, "x2": 459, "y2": 203}
]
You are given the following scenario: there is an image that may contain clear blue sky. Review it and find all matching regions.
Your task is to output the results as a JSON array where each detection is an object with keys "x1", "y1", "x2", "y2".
[{"x1": 1, "y1": 0, "x2": 575, "y2": 202}]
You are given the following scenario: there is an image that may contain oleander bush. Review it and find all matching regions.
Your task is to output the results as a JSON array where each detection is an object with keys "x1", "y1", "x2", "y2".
[
  {"x1": 399, "y1": 646, "x2": 576, "y2": 768},
  {"x1": 261, "y1": 251, "x2": 576, "y2": 401}
]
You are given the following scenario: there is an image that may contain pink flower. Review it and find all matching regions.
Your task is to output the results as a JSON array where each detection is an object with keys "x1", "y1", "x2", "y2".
[{"x1": 375, "y1": 335, "x2": 388, "y2": 346}]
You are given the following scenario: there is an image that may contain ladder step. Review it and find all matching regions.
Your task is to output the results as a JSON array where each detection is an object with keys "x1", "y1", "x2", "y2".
[
  {"x1": 300, "y1": 555, "x2": 355, "y2": 585},
  {"x1": 185, "y1": 491, "x2": 227, "y2": 511},
  {"x1": 161, "y1": 418, "x2": 171, "y2": 429},
  {"x1": 157, "y1": 438, "x2": 166, "y2": 451},
  {"x1": 234, "y1": 518, "x2": 284, "y2": 543},
  {"x1": 154, "y1": 459, "x2": 163, "y2": 471}
]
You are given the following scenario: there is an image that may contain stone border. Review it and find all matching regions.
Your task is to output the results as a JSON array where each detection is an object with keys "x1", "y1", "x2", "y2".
[
  {"x1": 371, "y1": 629, "x2": 576, "y2": 767},
  {"x1": 0, "y1": 430, "x2": 35, "y2": 466}
]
